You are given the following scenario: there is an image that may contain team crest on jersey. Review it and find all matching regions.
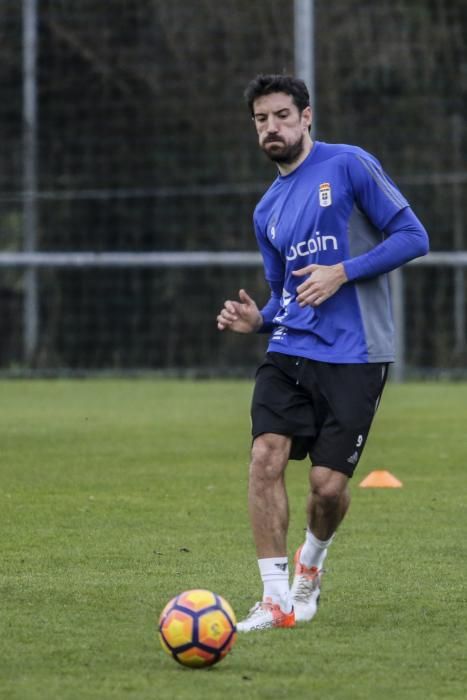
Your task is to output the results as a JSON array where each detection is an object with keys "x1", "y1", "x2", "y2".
[{"x1": 319, "y1": 182, "x2": 332, "y2": 207}]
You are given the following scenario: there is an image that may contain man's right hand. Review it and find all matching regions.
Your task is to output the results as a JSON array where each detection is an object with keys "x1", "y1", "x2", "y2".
[{"x1": 217, "y1": 289, "x2": 263, "y2": 334}]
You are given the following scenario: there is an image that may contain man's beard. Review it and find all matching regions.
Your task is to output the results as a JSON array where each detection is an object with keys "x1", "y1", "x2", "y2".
[{"x1": 261, "y1": 134, "x2": 305, "y2": 165}]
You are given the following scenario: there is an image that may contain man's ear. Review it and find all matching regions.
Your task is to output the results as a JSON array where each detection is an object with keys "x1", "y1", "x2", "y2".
[{"x1": 302, "y1": 105, "x2": 313, "y2": 131}]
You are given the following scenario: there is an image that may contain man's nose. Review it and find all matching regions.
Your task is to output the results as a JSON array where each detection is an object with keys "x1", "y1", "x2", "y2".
[{"x1": 266, "y1": 116, "x2": 279, "y2": 132}]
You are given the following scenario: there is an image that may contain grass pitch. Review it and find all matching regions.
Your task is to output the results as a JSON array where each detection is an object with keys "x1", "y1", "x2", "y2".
[{"x1": 0, "y1": 379, "x2": 466, "y2": 700}]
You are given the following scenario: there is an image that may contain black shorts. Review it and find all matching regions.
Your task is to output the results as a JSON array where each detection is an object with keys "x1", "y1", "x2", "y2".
[{"x1": 251, "y1": 352, "x2": 389, "y2": 477}]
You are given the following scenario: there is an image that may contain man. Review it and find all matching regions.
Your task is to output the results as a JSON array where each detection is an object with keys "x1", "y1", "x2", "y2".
[{"x1": 217, "y1": 74, "x2": 429, "y2": 632}]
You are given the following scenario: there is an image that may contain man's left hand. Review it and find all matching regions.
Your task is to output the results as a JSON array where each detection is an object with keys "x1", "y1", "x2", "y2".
[{"x1": 292, "y1": 263, "x2": 348, "y2": 307}]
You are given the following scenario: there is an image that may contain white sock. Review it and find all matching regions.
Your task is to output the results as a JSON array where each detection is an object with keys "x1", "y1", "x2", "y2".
[
  {"x1": 299, "y1": 529, "x2": 334, "y2": 570},
  {"x1": 258, "y1": 557, "x2": 292, "y2": 612}
]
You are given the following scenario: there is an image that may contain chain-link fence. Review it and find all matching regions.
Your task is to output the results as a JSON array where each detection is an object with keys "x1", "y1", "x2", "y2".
[{"x1": 1, "y1": 0, "x2": 466, "y2": 375}]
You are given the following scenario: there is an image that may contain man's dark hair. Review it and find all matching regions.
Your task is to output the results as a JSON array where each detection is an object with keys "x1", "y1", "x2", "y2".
[{"x1": 244, "y1": 74, "x2": 310, "y2": 115}]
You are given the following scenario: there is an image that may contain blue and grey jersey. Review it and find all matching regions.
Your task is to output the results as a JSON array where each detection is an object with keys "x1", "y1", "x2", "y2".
[{"x1": 254, "y1": 141, "x2": 429, "y2": 363}]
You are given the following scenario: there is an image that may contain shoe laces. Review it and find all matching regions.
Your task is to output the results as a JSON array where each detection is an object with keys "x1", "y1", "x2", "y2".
[
  {"x1": 245, "y1": 598, "x2": 275, "y2": 619},
  {"x1": 293, "y1": 568, "x2": 323, "y2": 603}
]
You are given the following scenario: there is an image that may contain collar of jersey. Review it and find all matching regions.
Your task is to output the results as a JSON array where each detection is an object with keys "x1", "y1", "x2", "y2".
[{"x1": 277, "y1": 140, "x2": 321, "y2": 180}]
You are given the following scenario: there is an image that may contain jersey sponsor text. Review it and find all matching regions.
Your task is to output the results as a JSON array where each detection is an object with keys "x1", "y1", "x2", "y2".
[{"x1": 286, "y1": 231, "x2": 338, "y2": 261}]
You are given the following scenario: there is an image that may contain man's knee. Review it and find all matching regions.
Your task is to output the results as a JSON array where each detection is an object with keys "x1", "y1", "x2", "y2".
[
  {"x1": 250, "y1": 433, "x2": 290, "y2": 482},
  {"x1": 310, "y1": 467, "x2": 349, "y2": 506}
]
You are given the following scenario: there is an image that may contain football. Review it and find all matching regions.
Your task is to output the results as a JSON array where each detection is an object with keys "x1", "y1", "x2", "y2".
[{"x1": 158, "y1": 589, "x2": 237, "y2": 668}]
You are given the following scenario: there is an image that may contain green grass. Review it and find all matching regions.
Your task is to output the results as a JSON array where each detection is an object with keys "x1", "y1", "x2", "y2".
[{"x1": 0, "y1": 379, "x2": 466, "y2": 700}]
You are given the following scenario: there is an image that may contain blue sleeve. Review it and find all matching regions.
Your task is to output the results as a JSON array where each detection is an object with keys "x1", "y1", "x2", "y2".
[
  {"x1": 254, "y1": 213, "x2": 284, "y2": 283},
  {"x1": 254, "y1": 213, "x2": 284, "y2": 333},
  {"x1": 343, "y1": 207, "x2": 429, "y2": 281},
  {"x1": 347, "y1": 152, "x2": 410, "y2": 230}
]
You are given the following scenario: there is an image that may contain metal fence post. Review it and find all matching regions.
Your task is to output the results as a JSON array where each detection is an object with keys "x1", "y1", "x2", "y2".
[
  {"x1": 391, "y1": 267, "x2": 405, "y2": 382},
  {"x1": 294, "y1": 0, "x2": 315, "y2": 137},
  {"x1": 22, "y1": 0, "x2": 39, "y2": 364},
  {"x1": 452, "y1": 114, "x2": 465, "y2": 352}
]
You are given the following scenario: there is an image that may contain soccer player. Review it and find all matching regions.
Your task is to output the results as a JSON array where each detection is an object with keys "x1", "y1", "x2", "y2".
[{"x1": 216, "y1": 74, "x2": 429, "y2": 632}]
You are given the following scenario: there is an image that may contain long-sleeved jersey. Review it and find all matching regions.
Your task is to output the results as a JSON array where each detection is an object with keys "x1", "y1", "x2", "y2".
[{"x1": 254, "y1": 141, "x2": 429, "y2": 363}]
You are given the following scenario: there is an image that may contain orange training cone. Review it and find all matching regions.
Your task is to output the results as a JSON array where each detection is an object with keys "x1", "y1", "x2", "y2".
[{"x1": 359, "y1": 470, "x2": 403, "y2": 488}]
